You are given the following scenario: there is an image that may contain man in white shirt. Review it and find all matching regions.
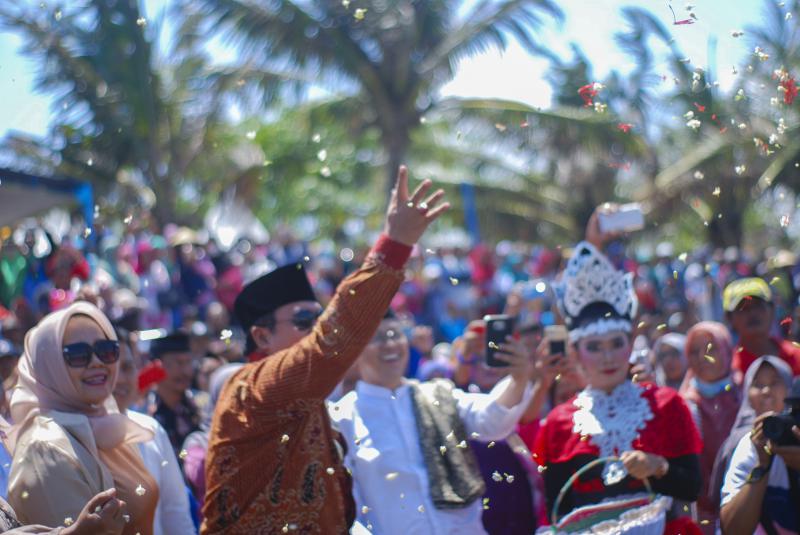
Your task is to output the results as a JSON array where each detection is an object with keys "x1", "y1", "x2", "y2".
[{"x1": 329, "y1": 314, "x2": 534, "y2": 535}]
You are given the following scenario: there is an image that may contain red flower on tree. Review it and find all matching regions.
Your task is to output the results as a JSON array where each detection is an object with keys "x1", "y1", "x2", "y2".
[
  {"x1": 617, "y1": 123, "x2": 633, "y2": 133},
  {"x1": 781, "y1": 76, "x2": 798, "y2": 105},
  {"x1": 578, "y1": 84, "x2": 599, "y2": 107}
]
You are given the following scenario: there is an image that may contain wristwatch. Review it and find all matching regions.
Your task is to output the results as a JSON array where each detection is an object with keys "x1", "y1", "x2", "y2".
[{"x1": 747, "y1": 461, "x2": 773, "y2": 484}]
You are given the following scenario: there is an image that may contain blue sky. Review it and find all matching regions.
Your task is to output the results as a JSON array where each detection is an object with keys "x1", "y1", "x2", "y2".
[{"x1": 0, "y1": 0, "x2": 767, "y2": 141}]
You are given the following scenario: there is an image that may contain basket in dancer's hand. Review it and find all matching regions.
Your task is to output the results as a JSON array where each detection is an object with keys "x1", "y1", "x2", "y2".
[{"x1": 536, "y1": 456, "x2": 673, "y2": 535}]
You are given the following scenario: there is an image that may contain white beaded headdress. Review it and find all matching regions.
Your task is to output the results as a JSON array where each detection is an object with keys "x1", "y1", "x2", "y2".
[{"x1": 554, "y1": 241, "x2": 638, "y2": 342}]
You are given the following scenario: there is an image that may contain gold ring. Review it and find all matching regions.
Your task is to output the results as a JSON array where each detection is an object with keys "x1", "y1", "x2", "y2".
[{"x1": 764, "y1": 444, "x2": 773, "y2": 456}]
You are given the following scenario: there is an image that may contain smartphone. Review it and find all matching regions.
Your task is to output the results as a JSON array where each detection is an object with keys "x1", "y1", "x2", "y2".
[
  {"x1": 484, "y1": 314, "x2": 515, "y2": 368},
  {"x1": 598, "y1": 203, "x2": 645, "y2": 234},
  {"x1": 545, "y1": 325, "x2": 568, "y2": 357}
]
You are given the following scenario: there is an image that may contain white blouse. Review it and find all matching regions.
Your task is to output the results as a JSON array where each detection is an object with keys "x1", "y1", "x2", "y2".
[{"x1": 128, "y1": 410, "x2": 196, "y2": 535}]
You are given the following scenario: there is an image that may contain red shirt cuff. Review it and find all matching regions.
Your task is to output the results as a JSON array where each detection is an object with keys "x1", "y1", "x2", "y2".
[{"x1": 372, "y1": 234, "x2": 412, "y2": 270}]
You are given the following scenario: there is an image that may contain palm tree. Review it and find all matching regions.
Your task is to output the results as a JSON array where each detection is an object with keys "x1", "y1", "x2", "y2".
[
  {"x1": 0, "y1": 0, "x2": 283, "y2": 225},
  {"x1": 611, "y1": 5, "x2": 786, "y2": 248},
  {"x1": 187, "y1": 0, "x2": 563, "y2": 194}
]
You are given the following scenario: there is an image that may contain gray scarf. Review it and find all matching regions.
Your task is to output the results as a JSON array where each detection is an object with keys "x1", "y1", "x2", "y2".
[{"x1": 409, "y1": 379, "x2": 486, "y2": 510}]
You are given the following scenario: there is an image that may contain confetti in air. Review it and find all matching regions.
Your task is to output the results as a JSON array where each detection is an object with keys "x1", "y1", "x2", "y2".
[
  {"x1": 578, "y1": 83, "x2": 603, "y2": 107},
  {"x1": 669, "y1": 3, "x2": 695, "y2": 24}
]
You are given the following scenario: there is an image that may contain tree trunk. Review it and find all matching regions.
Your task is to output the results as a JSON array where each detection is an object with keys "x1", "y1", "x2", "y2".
[{"x1": 383, "y1": 127, "x2": 410, "y2": 198}]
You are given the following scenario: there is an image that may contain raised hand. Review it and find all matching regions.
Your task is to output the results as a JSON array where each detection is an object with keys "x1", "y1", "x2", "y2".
[{"x1": 384, "y1": 166, "x2": 450, "y2": 246}]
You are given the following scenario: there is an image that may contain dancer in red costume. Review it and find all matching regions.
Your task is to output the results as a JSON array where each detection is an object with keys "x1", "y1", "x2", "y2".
[{"x1": 534, "y1": 205, "x2": 703, "y2": 535}]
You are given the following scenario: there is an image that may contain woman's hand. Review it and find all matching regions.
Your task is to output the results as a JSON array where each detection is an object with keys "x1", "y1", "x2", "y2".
[
  {"x1": 630, "y1": 362, "x2": 656, "y2": 384},
  {"x1": 773, "y1": 426, "x2": 800, "y2": 471},
  {"x1": 620, "y1": 450, "x2": 668, "y2": 480},
  {"x1": 62, "y1": 488, "x2": 127, "y2": 535},
  {"x1": 531, "y1": 337, "x2": 570, "y2": 387},
  {"x1": 750, "y1": 413, "x2": 776, "y2": 468}
]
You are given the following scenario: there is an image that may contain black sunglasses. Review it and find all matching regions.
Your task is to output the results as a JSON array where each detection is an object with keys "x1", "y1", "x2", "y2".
[
  {"x1": 62, "y1": 340, "x2": 121, "y2": 368},
  {"x1": 275, "y1": 309, "x2": 323, "y2": 331}
]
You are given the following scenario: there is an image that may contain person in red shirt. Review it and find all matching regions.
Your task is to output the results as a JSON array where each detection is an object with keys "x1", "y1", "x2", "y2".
[{"x1": 725, "y1": 277, "x2": 800, "y2": 381}]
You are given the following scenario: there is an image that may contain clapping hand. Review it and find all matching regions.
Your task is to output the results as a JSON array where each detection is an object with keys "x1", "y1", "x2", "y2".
[{"x1": 62, "y1": 488, "x2": 127, "y2": 535}]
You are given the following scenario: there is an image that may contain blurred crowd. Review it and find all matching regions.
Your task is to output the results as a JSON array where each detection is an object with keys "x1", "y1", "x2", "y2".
[{"x1": 0, "y1": 207, "x2": 799, "y2": 535}]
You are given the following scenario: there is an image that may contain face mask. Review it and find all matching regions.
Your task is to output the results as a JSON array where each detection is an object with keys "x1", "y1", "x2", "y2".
[{"x1": 691, "y1": 376, "x2": 732, "y2": 398}]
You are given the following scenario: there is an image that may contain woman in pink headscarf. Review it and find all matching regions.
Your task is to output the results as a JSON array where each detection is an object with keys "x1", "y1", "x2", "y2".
[
  {"x1": 7, "y1": 301, "x2": 159, "y2": 534},
  {"x1": 681, "y1": 321, "x2": 741, "y2": 533}
]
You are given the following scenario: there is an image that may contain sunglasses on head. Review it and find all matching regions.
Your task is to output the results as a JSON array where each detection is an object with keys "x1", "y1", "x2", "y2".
[{"x1": 62, "y1": 339, "x2": 120, "y2": 368}]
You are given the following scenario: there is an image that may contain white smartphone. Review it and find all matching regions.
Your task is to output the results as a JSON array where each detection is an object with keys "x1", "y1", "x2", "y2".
[{"x1": 598, "y1": 203, "x2": 644, "y2": 234}]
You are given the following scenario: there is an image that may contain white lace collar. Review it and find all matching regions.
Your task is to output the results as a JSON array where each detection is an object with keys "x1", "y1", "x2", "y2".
[{"x1": 572, "y1": 381, "x2": 653, "y2": 483}]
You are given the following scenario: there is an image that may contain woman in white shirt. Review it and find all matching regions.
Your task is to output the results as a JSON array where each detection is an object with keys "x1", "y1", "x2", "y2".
[
  {"x1": 719, "y1": 356, "x2": 800, "y2": 535},
  {"x1": 113, "y1": 328, "x2": 196, "y2": 535}
]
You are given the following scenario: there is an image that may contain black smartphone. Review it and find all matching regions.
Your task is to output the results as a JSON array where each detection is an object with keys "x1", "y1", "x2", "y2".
[
  {"x1": 484, "y1": 314, "x2": 515, "y2": 368},
  {"x1": 545, "y1": 325, "x2": 568, "y2": 358}
]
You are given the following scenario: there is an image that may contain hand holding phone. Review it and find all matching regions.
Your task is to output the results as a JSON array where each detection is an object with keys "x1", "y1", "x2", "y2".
[
  {"x1": 598, "y1": 203, "x2": 645, "y2": 234},
  {"x1": 484, "y1": 314, "x2": 515, "y2": 368},
  {"x1": 544, "y1": 325, "x2": 568, "y2": 360}
]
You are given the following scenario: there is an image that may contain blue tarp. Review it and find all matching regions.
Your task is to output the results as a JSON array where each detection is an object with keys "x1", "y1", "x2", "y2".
[{"x1": 0, "y1": 167, "x2": 94, "y2": 228}]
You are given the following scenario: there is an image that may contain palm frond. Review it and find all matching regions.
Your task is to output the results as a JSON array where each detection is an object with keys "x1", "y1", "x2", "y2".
[{"x1": 418, "y1": 0, "x2": 562, "y2": 79}]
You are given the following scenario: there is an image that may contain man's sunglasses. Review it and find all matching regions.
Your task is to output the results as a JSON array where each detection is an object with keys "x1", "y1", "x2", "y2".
[
  {"x1": 62, "y1": 340, "x2": 121, "y2": 368},
  {"x1": 276, "y1": 309, "x2": 323, "y2": 331}
]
